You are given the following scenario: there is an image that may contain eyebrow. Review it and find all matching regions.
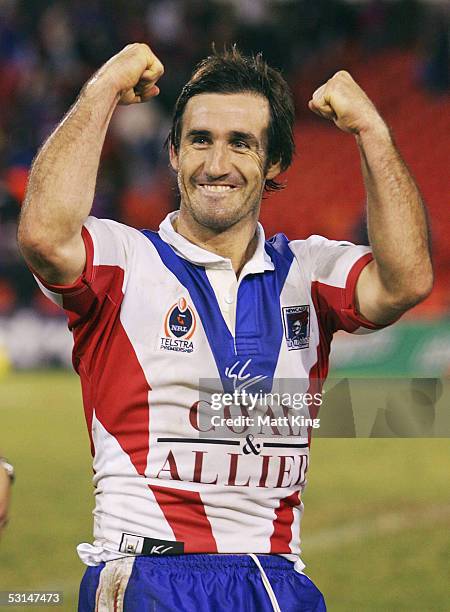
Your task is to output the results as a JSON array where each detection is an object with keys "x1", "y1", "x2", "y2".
[
  {"x1": 186, "y1": 129, "x2": 211, "y2": 140},
  {"x1": 186, "y1": 129, "x2": 260, "y2": 148},
  {"x1": 230, "y1": 130, "x2": 260, "y2": 148}
]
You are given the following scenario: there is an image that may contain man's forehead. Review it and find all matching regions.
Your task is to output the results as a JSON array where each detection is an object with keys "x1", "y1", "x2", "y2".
[{"x1": 182, "y1": 92, "x2": 270, "y2": 138}]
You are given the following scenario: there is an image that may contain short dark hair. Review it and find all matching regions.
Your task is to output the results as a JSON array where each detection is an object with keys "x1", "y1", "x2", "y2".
[{"x1": 168, "y1": 46, "x2": 295, "y2": 191}]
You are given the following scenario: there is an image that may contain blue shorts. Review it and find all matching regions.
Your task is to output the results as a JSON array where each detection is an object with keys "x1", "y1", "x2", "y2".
[{"x1": 78, "y1": 554, "x2": 326, "y2": 611}]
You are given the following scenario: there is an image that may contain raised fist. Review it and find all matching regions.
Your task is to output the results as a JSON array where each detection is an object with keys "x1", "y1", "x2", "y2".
[
  {"x1": 308, "y1": 71, "x2": 386, "y2": 135},
  {"x1": 92, "y1": 43, "x2": 164, "y2": 105}
]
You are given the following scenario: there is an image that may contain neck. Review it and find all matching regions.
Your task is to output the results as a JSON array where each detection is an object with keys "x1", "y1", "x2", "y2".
[{"x1": 174, "y1": 210, "x2": 259, "y2": 276}]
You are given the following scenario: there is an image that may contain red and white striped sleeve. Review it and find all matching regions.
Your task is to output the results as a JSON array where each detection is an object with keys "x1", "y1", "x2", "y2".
[{"x1": 293, "y1": 234, "x2": 389, "y2": 335}]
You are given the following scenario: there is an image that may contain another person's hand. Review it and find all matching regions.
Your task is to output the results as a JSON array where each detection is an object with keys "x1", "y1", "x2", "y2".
[
  {"x1": 0, "y1": 462, "x2": 12, "y2": 536},
  {"x1": 308, "y1": 71, "x2": 387, "y2": 136},
  {"x1": 88, "y1": 42, "x2": 164, "y2": 105}
]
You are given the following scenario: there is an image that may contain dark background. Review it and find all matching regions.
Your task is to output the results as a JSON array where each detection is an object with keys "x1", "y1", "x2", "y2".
[{"x1": 0, "y1": 0, "x2": 448, "y2": 321}]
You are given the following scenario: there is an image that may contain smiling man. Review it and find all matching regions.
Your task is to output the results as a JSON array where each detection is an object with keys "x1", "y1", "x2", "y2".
[
  {"x1": 171, "y1": 92, "x2": 279, "y2": 255},
  {"x1": 18, "y1": 44, "x2": 432, "y2": 611}
]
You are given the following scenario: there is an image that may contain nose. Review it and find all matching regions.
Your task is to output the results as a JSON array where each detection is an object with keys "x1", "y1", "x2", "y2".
[{"x1": 204, "y1": 143, "x2": 230, "y2": 179}]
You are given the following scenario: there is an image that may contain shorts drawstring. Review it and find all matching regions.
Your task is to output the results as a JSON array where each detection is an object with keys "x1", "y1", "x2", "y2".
[{"x1": 248, "y1": 554, "x2": 282, "y2": 612}]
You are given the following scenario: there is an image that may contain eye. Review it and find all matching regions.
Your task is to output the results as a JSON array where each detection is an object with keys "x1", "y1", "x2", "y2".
[
  {"x1": 192, "y1": 136, "x2": 210, "y2": 146},
  {"x1": 232, "y1": 139, "x2": 250, "y2": 150}
]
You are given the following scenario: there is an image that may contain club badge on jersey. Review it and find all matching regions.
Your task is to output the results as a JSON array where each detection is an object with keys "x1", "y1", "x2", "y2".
[
  {"x1": 282, "y1": 305, "x2": 310, "y2": 350},
  {"x1": 160, "y1": 297, "x2": 197, "y2": 353}
]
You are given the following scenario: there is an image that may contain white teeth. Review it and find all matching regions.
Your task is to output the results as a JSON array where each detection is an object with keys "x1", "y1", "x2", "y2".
[{"x1": 201, "y1": 185, "x2": 234, "y2": 192}]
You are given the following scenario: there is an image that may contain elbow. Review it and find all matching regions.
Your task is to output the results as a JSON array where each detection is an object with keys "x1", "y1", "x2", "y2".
[
  {"x1": 409, "y1": 266, "x2": 434, "y2": 305},
  {"x1": 17, "y1": 192, "x2": 52, "y2": 258},
  {"x1": 389, "y1": 272, "x2": 434, "y2": 311},
  {"x1": 17, "y1": 221, "x2": 31, "y2": 253},
  {"x1": 416, "y1": 272, "x2": 434, "y2": 303},
  {"x1": 17, "y1": 218, "x2": 62, "y2": 271},
  {"x1": 17, "y1": 207, "x2": 36, "y2": 252},
  {"x1": 17, "y1": 222, "x2": 47, "y2": 261},
  {"x1": 17, "y1": 203, "x2": 60, "y2": 261}
]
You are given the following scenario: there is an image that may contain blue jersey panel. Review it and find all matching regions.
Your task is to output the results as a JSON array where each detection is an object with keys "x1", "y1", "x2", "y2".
[{"x1": 141, "y1": 230, "x2": 294, "y2": 394}]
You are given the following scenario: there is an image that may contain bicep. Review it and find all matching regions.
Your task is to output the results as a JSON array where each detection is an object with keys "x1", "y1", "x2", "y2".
[{"x1": 355, "y1": 260, "x2": 405, "y2": 325}]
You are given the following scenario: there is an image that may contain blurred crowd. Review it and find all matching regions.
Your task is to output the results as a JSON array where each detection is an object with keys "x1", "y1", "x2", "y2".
[{"x1": 0, "y1": 0, "x2": 448, "y2": 316}]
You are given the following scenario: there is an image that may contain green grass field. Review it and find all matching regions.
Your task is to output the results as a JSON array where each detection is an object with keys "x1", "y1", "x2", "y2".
[{"x1": 1, "y1": 371, "x2": 449, "y2": 611}]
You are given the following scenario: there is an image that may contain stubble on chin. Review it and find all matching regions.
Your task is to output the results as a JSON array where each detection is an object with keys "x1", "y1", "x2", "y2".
[
  {"x1": 187, "y1": 198, "x2": 260, "y2": 233},
  {"x1": 180, "y1": 185, "x2": 261, "y2": 233}
]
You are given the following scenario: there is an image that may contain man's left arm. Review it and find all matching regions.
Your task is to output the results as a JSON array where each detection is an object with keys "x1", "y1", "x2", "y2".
[{"x1": 309, "y1": 71, "x2": 433, "y2": 325}]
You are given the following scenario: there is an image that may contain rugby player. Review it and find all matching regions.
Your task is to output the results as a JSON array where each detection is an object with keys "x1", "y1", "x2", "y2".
[{"x1": 18, "y1": 43, "x2": 432, "y2": 611}]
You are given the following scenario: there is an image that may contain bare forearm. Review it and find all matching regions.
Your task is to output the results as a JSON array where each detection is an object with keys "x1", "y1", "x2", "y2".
[
  {"x1": 357, "y1": 124, "x2": 433, "y2": 305},
  {"x1": 18, "y1": 43, "x2": 164, "y2": 284},
  {"x1": 19, "y1": 80, "x2": 119, "y2": 262},
  {"x1": 309, "y1": 70, "x2": 433, "y2": 323}
]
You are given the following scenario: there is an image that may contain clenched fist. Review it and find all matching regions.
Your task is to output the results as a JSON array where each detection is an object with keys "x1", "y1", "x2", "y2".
[
  {"x1": 308, "y1": 71, "x2": 386, "y2": 135},
  {"x1": 91, "y1": 43, "x2": 164, "y2": 105}
]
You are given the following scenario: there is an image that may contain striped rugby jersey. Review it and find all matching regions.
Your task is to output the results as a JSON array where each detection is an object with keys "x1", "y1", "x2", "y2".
[{"x1": 35, "y1": 212, "x2": 385, "y2": 566}]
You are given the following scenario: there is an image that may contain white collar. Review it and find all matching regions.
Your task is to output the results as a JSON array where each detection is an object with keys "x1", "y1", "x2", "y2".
[{"x1": 158, "y1": 212, "x2": 274, "y2": 273}]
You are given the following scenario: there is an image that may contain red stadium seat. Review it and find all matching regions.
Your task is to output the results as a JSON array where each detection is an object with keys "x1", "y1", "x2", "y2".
[{"x1": 265, "y1": 51, "x2": 449, "y2": 317}]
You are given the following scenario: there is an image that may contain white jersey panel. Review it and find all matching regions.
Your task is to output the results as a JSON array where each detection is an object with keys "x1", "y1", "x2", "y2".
[
  {"x1": 30, "y1": 213, "x2": 391, "y2": 566},
  {"x1": 88, "y1": 413, "x2": 176, "y2": 553},
  {"x1": 294, "y1": 234, "x2": 372, "y2": 286}
]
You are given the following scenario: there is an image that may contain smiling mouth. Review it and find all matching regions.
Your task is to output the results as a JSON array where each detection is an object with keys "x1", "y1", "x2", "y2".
[{"x1": 197, "y1": 184, "x2": 238, "y2": 193}]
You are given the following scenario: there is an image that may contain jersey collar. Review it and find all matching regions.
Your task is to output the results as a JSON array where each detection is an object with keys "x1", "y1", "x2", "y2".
[{"x1": 158, "y1": 212, "x2": 274, "y2": 273}]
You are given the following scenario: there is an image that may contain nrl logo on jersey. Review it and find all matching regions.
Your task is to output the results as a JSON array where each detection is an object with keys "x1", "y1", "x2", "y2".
[
  {"x1": 283, "y1": 305, "x2": 310, "y2": 350},
  {"x1": 160, "y1": 297, "x2": 196, "y2": 353}
]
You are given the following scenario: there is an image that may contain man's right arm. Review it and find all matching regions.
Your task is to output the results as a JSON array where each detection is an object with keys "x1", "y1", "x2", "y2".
[{"x1": 18, "y1": 43, "x2": 164, "y2": 286}]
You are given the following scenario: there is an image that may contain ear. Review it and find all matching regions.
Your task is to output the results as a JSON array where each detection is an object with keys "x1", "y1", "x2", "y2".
[
  {"x1": 169, "y1": 144, "x2": 179, "y2": 172},
  {"x1": 265, "y1": 160, "x2": 282, "y2": 181}
]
